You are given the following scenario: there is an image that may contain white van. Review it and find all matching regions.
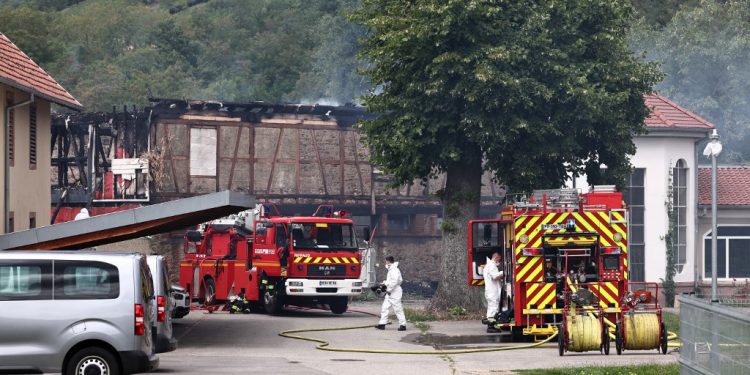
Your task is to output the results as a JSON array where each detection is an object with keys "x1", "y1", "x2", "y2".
[
  {"x1": 0, "y1": 251, "x2": 159, "y2": 375},
  {"x1": 147, "y1": 255, "x2": 177, "y2": 353}
]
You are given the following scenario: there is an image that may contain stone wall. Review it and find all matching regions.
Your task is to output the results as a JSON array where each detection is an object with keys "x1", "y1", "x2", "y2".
[{"x1": 372, "y1": 237, "x2": 442, "y2": 297}]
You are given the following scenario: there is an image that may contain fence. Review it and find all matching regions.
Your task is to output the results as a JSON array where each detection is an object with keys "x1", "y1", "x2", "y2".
[{"x1": 679, "y1": 295, "x2": 750, "y2": 375}]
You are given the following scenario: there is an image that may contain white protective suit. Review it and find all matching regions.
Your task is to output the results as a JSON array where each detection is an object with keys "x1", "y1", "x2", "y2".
[
  {"x1": 378, "y1": 262, "x2": 407, "y2": 326},
  {"x1": 483, "y1": 257, "x2": 504, "y2": 321}
]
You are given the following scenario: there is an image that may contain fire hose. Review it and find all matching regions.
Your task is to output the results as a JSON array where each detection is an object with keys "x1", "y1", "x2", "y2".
[
  {"x1": 566, "y1": 278, "x2": 680, "y2": 348},
  {"x1": 279, "y1": 308, "x2": 559, "y2": 354},
  {"x1": 279, "y1": 323, "x2": 558, "y2": 354}
]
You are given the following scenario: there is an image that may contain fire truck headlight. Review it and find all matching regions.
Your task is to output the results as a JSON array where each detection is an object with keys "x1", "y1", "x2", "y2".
[
  {"x1": 353, "y1": 281, "x2": 362, "y2": 287},
  {"x1": 289, "y1": 281, "x2": 303, "y2": 287},
  {"x1": 297, "y1": 265, "x2": 304, "y2": 271},
  {"x1": 351, "y1": 265, "x2": 358, "y2": 271}
]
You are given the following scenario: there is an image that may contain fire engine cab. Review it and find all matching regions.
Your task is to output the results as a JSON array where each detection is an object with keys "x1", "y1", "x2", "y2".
[{"x1": 179, "y1": 204, "x2": 367, "y2": 315}]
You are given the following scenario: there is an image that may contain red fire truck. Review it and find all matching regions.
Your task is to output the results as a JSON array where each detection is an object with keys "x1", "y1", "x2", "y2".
[
  {"x1": 179, "y1": 204, "x2": 367, "y2": 314},
  {"x1": 468, "y1": 186, "x2": 630, "y2": 339}
]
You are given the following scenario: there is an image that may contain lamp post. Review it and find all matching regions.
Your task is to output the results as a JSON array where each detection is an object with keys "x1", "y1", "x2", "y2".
[{"x1": 702, "y1": 129, "x2": 722, "y2": 303}]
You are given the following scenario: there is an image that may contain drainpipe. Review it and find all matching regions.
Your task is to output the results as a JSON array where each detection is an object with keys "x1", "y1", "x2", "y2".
[{"x1": 4, "y1": 93, "x2": 34, "y2": 233}]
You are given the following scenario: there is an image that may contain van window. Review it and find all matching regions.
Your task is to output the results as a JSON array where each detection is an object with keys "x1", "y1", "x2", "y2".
[
  {"x1": 140, "y1": 257, "x2": 154, "y2": 301},
  {"x1": 55, "y1": 261, "x2": 119, "y2": 299},
  {"x1": 160, "y1": 262, "x2": 169, "y2": 294},
  {"x1": 0, "y1": 260, "x2": 52, "y2": 300}
]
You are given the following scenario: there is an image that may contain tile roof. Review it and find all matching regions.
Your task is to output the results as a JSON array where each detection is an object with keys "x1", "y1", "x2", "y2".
[
  {"x1": 0, "y1": 33, "x2": 82, "y2": 110},
  {"x1": 644, "y1": 94, "x2": 714, "y2": 130},
  {"x1": 698, "y1": 167, "x2": 750, "y2": 206}
]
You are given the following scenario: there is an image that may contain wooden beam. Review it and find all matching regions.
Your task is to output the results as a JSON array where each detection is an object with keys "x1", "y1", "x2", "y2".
[
  {"x1": 312, "y1": 129, "x2": 328, "y2": 195},
  {"x1": 266, "y1": 128, "x2": 284, "y2": 194}
]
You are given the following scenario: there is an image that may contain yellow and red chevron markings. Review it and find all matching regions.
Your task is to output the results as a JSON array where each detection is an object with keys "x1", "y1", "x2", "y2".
[
  {"x1": 293, "y1": 256, "x2": 359, "y2": 264},
  {"x1": 470, "y1": 279, "x2": 485, "y2": 286},
  {"x1": 516, "y1": 256, "x2": 543, "y2": 283},
  {"x1": 513, "y1": 211, "x2": 627, "y2": 261},
  {"x1": 525, "y1": 282, "x2": 557, "y2": 309},
  {"x1": 589, "y1": 282, "x2": 620, "y2": 308}
]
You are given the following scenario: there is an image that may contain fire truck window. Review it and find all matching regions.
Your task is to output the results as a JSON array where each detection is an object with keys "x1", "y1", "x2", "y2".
[
  {"x1": 473, "y1": 223, "x2": 500, "y2": 248},
  {"x1": 275, "y1": 224, "x2": 287, "y2": 247},
  {"x1": 603, "y1": 256, "x2": 618, "y2": 270}
]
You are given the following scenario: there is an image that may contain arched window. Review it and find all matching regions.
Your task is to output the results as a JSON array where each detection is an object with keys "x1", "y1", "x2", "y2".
[{"x1": 673, "y1": 160, "x2": 688, "y2": 272}]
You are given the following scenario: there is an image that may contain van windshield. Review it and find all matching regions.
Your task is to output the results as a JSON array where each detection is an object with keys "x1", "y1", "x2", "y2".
[{"x1": 290, "y1": 222, "x2": 357, "y2": 251}]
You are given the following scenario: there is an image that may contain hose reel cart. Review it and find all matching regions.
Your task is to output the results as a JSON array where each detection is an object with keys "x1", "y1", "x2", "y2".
[
  {"x1": 558, "y1": 285, "x2": 610, "y2": 356},
  {"x1": 615, "y1": 282, "x2": 668, "y2": 355}
]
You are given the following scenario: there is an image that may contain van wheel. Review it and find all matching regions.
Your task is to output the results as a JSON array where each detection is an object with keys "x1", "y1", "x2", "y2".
[
  {"x1": 202, "y1": 278, "x2": 216, "y2": 306},
  {"x1": 329, "y1": 297, "x2": 348, "y2": 314},
  {"x1": 66, "y1": 347, "x2": 120, "y2": 375}
]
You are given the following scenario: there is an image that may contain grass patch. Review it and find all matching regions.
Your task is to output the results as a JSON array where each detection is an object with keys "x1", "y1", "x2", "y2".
[
  {"x1": 662, "y1": 311, "x2": 679, "y2": 337},
  {"x1": 414, "y1": 322, "x2": 430, "y2": 333},
  {"x1": 517, "y1": 363, "x2": 679, "y2": 375},
  {"x1": 403, "y1": 307, "x2": 437, "y2": 322}
]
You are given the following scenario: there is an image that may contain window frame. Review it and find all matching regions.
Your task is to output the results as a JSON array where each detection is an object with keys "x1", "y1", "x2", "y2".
[
  {"x1": 54, "y1": 260, "x2": 120, "y2": 300},
  {"x1": 6, "y1": 90, "x2": 14, "y2": 167},
  {"x1": 703, "y1": 225, "x2": 750, "y2": 280},
  {"x1": 672, "y1": 160, "x2": 688, "y2": 272},
  {"x1": 625, "y1": 168, "x2": 646, "y2": 282},
  {"x1": 29, "y1": 103, "x2": 37, "y2": 169},
  {"x1": 0, "y1": 260, "x2": 53, "y2": 301}
]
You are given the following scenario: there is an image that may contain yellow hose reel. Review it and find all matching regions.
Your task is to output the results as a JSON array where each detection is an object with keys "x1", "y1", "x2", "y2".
[
  {"x1": 615, "y1": 312, "x2": 668, "y2": 355},
  {"x1": 559, "y1": 311, "x2": 609, "y2": 356}
]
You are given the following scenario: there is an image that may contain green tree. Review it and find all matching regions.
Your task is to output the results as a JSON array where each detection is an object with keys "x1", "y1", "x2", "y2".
[
  {"x1": 630, "y1": 0, "x2": 750, "y2": 163},
  {"x1": 630, "y1": 0, "x2": 699, "y2": 28},
  {"x1": 353, "y1": 0, "x2": 661, "y2": 310},
  {"x1": 0, "y1": 5, "x2": 63, "y2": 66}
]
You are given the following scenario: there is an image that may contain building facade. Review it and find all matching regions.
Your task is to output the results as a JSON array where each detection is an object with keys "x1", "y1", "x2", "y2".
[
  {"x1": 570, "y1": 95, "x2": 714, "y2": 288},
  {"x1": 696, "y1": 166, "x2": 750, "y2": 295},
  {"x1": 0, "y1": 33, "x2": 82, "y2": 233}
]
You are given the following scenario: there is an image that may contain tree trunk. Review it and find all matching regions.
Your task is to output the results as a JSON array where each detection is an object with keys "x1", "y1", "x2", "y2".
[{"x1": 429, "y1": 146, "x2": 485, "y2": 312}]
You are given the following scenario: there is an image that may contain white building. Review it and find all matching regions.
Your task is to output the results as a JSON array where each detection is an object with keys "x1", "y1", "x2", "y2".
[
  {"x1": 572, "y1": 95, "x2": 714, "y2": 288},
  {"x1": 627, "y1": 95, "x2": 713, "y2": 287},
  {"x1": 696, "y1": 166, "x2": 750, "y2": 295}
]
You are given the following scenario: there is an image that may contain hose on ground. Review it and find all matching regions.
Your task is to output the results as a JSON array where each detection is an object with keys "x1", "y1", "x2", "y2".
[{"x1": 279, "y1": 323, "x2": 558, "y2": 355}]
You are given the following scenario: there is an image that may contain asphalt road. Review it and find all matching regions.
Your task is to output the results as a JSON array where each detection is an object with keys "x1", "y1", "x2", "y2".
[{"x1": 155, "y1": 301, "x2": 678, "y2": 375}]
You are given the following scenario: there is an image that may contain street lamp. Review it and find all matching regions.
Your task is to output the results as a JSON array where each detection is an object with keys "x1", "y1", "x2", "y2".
[{"x1": 702, "y1": 129, "x2": 722, "y2": 303}]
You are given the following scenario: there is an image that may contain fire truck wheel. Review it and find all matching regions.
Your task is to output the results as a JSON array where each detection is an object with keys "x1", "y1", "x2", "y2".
[
  {"x1": 263, "y1": 290, "x2": 283, "y2": 315},
  {"x1": 65, "y1": 346, "x2": 120, "y2": 375},
  {"x1": 660, "y1": 322, "x2": 668, "y2": 354},
  {"x1": 202, "y1": 278, "x2": 216, "y2": 306},
  {"x1": 615, "y1": 323, "x2": 623, "y2": 355},
  {"x1": 329, "y1": 297, "x2": 348, "y2": 314}
]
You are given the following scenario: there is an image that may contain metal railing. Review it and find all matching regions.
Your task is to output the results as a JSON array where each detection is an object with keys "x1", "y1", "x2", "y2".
[{"x1": 679, "y1": 295, "x2": 750, "y2": 375}]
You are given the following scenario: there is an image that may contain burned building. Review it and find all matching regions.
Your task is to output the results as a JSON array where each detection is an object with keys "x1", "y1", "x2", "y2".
[{"x1": 51, "y1": 98, "x2": 506, "y2": 292}]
